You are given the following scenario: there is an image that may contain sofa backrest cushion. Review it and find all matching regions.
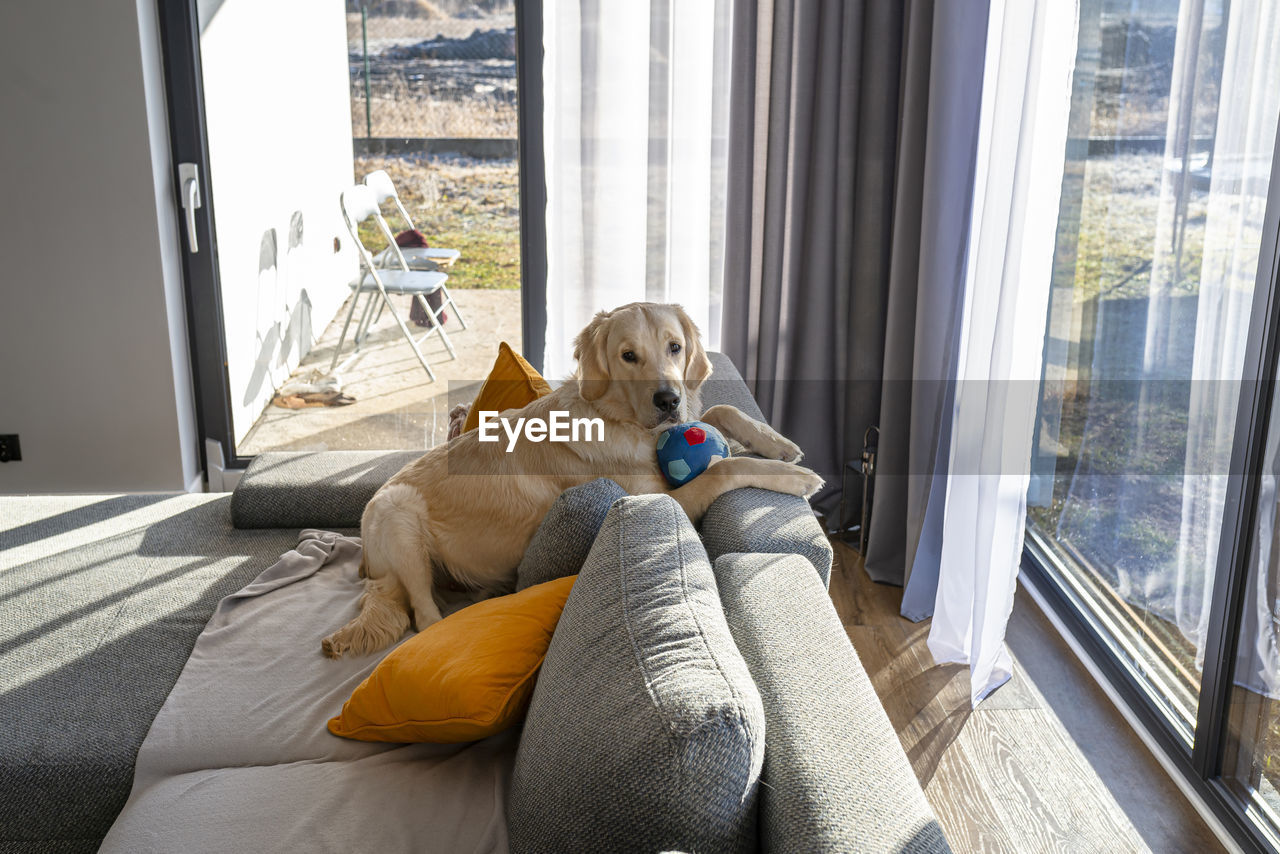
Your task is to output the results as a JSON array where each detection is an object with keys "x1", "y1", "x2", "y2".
[
  {"x1": 701, "y1": 352, "x2": 766, "y2": 422},
  {"x1": 712, "y1": 552, "x2": 952, "y2": 854},
  {"x1": 508, "y1": 494, "x2": 764, "y2": 854},
  {"x1": 231, "y1": 451, "x2": 420, "y2": 529},
  {"x1": 515, "y1": 478, "x2": 626, "y2": 591},
  {"x1": 701, "y1": 488, "x2": 833, "y2": 587}
]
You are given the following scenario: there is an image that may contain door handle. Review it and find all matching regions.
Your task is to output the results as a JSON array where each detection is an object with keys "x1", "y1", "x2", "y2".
[{"x1": 178, "y1": 162, "x2": 203, "y2": 254}]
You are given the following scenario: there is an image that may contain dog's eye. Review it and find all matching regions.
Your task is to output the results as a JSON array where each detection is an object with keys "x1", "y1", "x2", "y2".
[
  {"x1": 669, "y1": 342, "x2": 682, "y2": 355},
  {"x1": 622, "y1": 351, "x2": 638, "y2": 363}
]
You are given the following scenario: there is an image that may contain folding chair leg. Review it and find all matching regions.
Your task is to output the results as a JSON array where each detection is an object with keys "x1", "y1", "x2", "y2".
[
  {"x1": 354, "y1": 291, "x2": 379, "y2": 347},
  {"x1": 381, "y1": 291, "x2": 437, "y2": 382},
  {"x1": 439, "y1": 284, "x2": 467, "y2": 330},
  {"x1": 414, "y1": 294, "x2": 457, "y2": 360},
  {"x1": 328, "y1": 289, "x2": 363, "y2": 375}
]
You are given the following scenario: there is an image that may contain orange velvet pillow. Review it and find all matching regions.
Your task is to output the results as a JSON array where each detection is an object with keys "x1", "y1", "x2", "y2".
[
  {"x1": 461, "y1": 342, "x2": 552, "y2": 434},
  {"x1": 328, "y1": 575, "x2": 575, "y2": 743}
]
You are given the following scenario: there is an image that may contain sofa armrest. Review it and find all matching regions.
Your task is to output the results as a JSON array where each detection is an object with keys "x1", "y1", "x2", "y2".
[
  {"x1": 701, "y1": 489, "x2": 833, "y2": 587},
  {"x1": 712, "y1": 553, "x2": 951, "y2": 854}
]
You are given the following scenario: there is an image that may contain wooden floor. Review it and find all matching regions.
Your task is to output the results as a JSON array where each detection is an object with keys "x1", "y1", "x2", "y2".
[{"x1": 828, "y1": 539, "x2": 1224, "y2": 854}]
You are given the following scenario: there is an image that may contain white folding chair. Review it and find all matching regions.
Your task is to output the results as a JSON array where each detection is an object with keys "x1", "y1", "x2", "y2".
[
  {"x1": 330, "y1": 184, "x2": 456, "y2": 382},
  {"x1": 363, "y1": 170, "x2": 469, "y2": 330}
]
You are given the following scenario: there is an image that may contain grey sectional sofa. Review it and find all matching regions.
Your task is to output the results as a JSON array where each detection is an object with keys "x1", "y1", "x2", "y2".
[{"x1": 0, "y1": 352, "x2": 949, "y2": 853}]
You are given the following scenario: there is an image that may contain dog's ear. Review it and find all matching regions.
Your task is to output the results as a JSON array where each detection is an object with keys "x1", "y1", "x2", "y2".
[
  {"x1": 676, "y1": 306, "x2": 713, "y2": 391},
  {"x1": 573, "y1": 310, "x2": 613, "y2": 401}
]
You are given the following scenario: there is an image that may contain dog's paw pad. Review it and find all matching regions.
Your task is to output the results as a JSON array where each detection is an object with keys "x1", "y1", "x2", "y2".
[{"x1": 321, "y1": 637, "x2": 346, "y2": 659}]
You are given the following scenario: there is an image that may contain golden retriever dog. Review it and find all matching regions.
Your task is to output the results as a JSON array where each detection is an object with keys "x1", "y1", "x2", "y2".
[{"x1": 321, "y1": 302, "x2": 822, "y2": 658}]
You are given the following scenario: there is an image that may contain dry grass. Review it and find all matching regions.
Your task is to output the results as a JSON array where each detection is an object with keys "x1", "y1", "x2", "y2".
[
  {"x1": 347, "y1": 7, "x2": 517, "y2": 139},
  {"x1": 1070, "y1": 151, "x2": 1207, "y2": 301},
  {"x1": 354, "y1": 153, "x2": 520, "y2": 290},
  {"x1": 351, "y1": 74, "x2": 517, "y2": 138}
]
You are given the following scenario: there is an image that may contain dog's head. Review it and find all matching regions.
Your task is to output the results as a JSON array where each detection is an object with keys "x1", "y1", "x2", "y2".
[{"x1": 572, "y1": 302, "x2": 713, "y2": 430}]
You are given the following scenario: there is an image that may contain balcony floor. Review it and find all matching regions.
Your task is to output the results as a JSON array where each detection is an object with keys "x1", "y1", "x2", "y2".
[{"x1": 239, "y1": 288, "x2": 521, "y2": 455}]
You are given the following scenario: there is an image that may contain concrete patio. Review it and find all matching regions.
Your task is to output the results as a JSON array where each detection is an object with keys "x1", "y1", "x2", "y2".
[{"x1": 239, "y1": 288, "x2": 522, "y2": 454}]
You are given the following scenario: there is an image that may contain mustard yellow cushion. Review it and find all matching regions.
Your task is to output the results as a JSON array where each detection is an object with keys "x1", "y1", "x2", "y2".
[
  {"x1": 462, "y1": 341, "x2": 552, "y2": 433},
  {"x1": 328, "y1": 575, "x2": 576, "y2": 743}
]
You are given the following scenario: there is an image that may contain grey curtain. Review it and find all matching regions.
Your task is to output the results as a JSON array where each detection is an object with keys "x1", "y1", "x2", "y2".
[{"x1": 721, "y1": 0, "x2": 989, "y2": 595}]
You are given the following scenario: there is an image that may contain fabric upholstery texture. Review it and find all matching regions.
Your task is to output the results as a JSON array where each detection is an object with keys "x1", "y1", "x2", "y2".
[
  {"x1": 329, "y1": 575, "x2": 576, "y2": 743},
  {"x1": 0, "y1": 494, "x2": 314, "y2": 852},
  {"x1": 508, "y1": 495, "x2": 764, "y2": 854},
  {"x1": 713, "y1": 552, "x2": 952, "y2": 854},
  {"x1": 701, "y1": 487, "x2": 833, "y2": 587},
  {"x1": 515, "y1": 478, "x2": 627, "y2": 591},
  {"x1": 230, "y1": 450, "x2": 420, "y2": 529},
  {"x1": 702, "y1": 351, "x2": 766, "y2": 422},
  {"x1": 461, "y1": 341, "x2": 552, "y2": 433}
]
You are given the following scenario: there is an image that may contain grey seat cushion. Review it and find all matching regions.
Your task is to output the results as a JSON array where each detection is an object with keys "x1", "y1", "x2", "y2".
[
  {"x1": 713, "y1": 553, "x2": 951, "y2": 854},
  {"x1": 508, "y1": 495, "x2": 765, "y2": 854},
  {"x1": 231, "y1": 450, "x2": 420, "y2": 529},
  {"x1": 515, "y1": 478, "x2": 627, "y2": 591},
  {"x1": 0, "y1": 494, "x2": 309, "y2": 852},
  {"x1": 701, "y1": 488, "x2": 833, "y2": 587}
]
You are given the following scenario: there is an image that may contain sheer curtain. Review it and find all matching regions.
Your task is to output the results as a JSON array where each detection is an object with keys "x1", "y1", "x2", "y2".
[
  {"x1": 926, "y1": 0, "x2": 1079, "y2": 706},
  {"x1": 542, "y1": 0, "x2": 732, "y2": 379},
  {"x1": 1165, "y1": 1, "x2": 1280, "y2": 683}
]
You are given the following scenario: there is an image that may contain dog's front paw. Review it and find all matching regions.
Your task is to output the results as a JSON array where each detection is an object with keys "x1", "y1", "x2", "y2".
[
  {"x1": 756, "y1": 460, "x2": 824, "y2": 498},
  {"x1": 786, "y1": 464, "x2": 824, "y2": 498},
  {"x1": 744, "y1": 424, "x2": 804, "y2": 463},
  {"x1": 769, "y1": 434, "x2": 804, "y2": 464}
]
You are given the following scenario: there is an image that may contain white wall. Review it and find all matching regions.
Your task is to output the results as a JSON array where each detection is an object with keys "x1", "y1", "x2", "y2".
[
  {"x1": 198, "y1": 0, "x2": 357, "y2": 444},
  {"x1": 0, "y1": 0, "x2": 200, "y2": 493}
]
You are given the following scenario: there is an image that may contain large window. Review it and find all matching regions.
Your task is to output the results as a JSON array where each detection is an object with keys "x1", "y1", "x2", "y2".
[{"x1": 1026, "y1": 0, "x2": 1280, "y2": 849}]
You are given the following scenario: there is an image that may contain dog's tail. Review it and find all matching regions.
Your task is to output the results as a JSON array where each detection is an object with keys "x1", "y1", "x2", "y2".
[{"x1": 321, "y1": 575, "x2": 409, "y2": 659}]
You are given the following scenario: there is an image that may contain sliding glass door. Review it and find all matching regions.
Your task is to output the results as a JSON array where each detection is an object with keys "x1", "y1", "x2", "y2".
[
  {"x1": 157, "y1": 0, "x2": 546, "y2": 476},
  {"x1": 1025, "y1": 0, "x2": 1280, "y2": 849}
]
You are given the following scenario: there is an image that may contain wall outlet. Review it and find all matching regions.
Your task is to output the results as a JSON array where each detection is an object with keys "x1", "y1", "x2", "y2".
[{"x1": 0, "y1": 435, "x2": 21, "y2": 462}]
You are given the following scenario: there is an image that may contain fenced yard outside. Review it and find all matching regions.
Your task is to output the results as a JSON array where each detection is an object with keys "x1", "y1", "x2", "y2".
[
  {"x1": 344, "y1": 0, "x2": 520, "y2": 292},
  {"x1": 347, "y1": 0, "x2": 517, "y2": 139}
]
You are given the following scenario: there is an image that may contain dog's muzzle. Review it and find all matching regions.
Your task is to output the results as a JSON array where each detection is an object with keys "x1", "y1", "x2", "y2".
[{"x1": 653, "y1": 389, "x2": 681, "y2": 418}]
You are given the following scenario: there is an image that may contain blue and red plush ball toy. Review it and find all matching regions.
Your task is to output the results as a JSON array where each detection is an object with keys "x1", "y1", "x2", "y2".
[{"x1": 656, "y1": 421, "x2": 731, "y2": 487}]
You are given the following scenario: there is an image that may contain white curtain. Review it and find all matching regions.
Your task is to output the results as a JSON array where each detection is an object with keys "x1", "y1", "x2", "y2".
[
  {"x1": 927, "y1": 0, "x2": 1079, "y2": 706},
  {"x1": 1162, "y1": 1, "x2": 1280, "y2": 687},
  {"x1": 1242, "y1": 385, "x2": 1280, "y2": 698},
  {"x1": 542, "y1": 0, "x2": 732, "y2": 379}
]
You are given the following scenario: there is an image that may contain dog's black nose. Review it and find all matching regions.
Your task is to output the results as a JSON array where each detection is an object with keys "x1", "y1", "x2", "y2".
[{"x1": 653, "y1": 389, "x2": 681, "y2": 414}]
